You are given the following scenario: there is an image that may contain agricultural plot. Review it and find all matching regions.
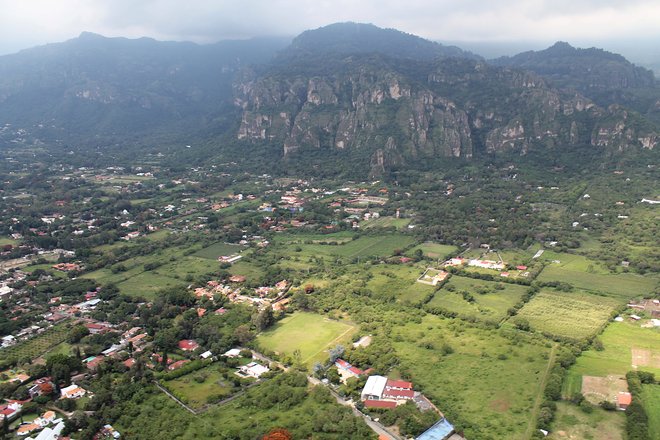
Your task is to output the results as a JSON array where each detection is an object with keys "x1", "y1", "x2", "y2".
[
  {"x1": 563, "y1": 320, "x2": 660, "y2": 397},
  {"x1": 0, "y1": 323, "x2": 71, "y2": 365},
  {"x1": 327, "y1": 234, "x2": 416, "y2": 258},
  {"x1": 391, "y1": 315, "x2": 552, "y2": 440},
  {"x1": 537, "y1": 265, "x2": 658, "y2": 299},
  {"x1": 513, "y1": 290, "x2": 620, "y2": 340},
  {"x1": 548, "y1": 402, "x2": 625, "y2": 440},
  {"x1": 427, "y1": 276, "x2": 529, "y2": 322},
  {"x1": 257, "y1": 312, "x2": 356, "y2": 367},
  {"x1": 408, "y1": 242, "x2": 457, "y2": 260},
  {"x1": 0, "y1": 237, "x2": 17, "y2": 246},
  {"x1": 116, "y1": 272, "x2": 184, "y2": 300},
  {"x1": 271, "y1": 231, "x2": 355, "y2": 245},
  {"x1": 194, "y1": 242, "x2": 246, "y2": 260},
  {"x1": 362, "y1": 216, "x2": 411, "y2": 230},
  {"x1": 537, "y1": 251, "x2": 610, "y2": 274}
]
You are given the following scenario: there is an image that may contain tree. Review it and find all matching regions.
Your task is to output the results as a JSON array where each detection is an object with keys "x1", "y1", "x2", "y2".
[{"x1": 252, "y1": 306, "x2": 274, "y2": 332}]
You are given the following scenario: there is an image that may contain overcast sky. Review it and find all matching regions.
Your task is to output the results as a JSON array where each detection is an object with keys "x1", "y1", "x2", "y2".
[{"x1": 1, "y1": 0, "x2": 659, "y2": 63}]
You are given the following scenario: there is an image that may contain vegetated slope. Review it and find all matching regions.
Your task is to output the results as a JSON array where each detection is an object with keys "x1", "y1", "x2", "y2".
[
  {"x1": 492, "y1": 41, "x2": 660, "y2": 123},
  {"x1": 0, "y1": 32, "x2": 290, "y2": 146}
]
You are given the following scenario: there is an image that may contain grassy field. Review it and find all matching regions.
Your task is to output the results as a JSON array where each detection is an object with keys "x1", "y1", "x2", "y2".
[
  {"x1": 548, "y1": 402, "x2": 625, "y2": 440},
  {"x1": 513, "y1": 290, "x2": 620, "y2": 340},
  {"x1": 427, "y1": 276, "x2": 529, "y2": 323},
  {"x1": 0, "y1": 323, "x2": 71, "y2": 365},
  {"x1": 278, "y1": 234, "x2": 416, "y2": 261},
  {"x1": 564, "y1": 320, "x2": 660, "y2": 396},
  {"x1": 163, "y1": 364, "x2": 237, "y2": 410},
  {"x1": 257, "y1": 312, "x2": 357, "y2": 367},
  {"x1": 365, "y1": 264, "x2": 436, "y2": 304},
  {"x1": 642, "y1": 384, "x2": 660, "y2": 440},
  {"x1": 537, "y1": 265, "x2": 657, "y2": 299},
  {"x1": 407, "y1": 242, "x2": 457, "y2": 259},
  {"x1": 362, "y1": 216, "x2": 411, "y2": 230},
  {"x1": 194, "y1": 242, "x2": 245, "y2": 260},
  {"x1": 537, "y1": 251, "x2": 610, "y2": 274},
  {"x1": 0, "y1": 237, "x2": 17, "y2": 246},
  {"x1": 270, "y1": 231, "x2": 355, "y2": 245},
  {"x1": 391, "y1": 315, "x2": 551, "y2": 440}
]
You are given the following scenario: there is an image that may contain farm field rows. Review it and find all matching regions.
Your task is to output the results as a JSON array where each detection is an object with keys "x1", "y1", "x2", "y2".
[
  {"x1": 537, "y1": 265, "x2": 658, "y2": 299},
  {"x1": 427, "y1": 276, "x2": 529, "y2": 322},
  {"x1": 257, "y1": 312, "x2": 357, "y2": 366},
  {"x1": 0, "y1": 322, "x2": 72, "y2": 365},
  {"x1": 391, "y1": 315, "x2": 552, "y2": 440},
  {"x1": 512, "y1": 290, "x2": 620, "y2": 340}
]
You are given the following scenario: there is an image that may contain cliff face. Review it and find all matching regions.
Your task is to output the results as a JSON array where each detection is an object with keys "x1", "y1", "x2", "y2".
[
  {"x1": 235, "y1": 56, "x2": 657, "y2": 173},
  {"x1": 234, "y1": 63, "x2": 474, "y2": 171}
]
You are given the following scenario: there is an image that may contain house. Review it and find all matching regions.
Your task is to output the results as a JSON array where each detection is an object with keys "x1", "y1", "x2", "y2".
[
  {"x1": 237, "y1": 362, "x2": 269, "y2": 379},
  {"x1": 200, "y1": 350, "x2": 213, "y2": 359},
  {"x1": 223, "y1": 348, "x2": 242, "y2": 358},
  {"x1": 168, "y1": 360, "x2": 190, "y2": 371},
  {"x1": 85, "y1": 355, "x2": 105, "y2": 371},
  {"x1": 335, "y1": 358, "x2": 365, "y2": 383},
  {"x1": 0, "y1": 401, "x2": 22, "y2": 421},
  {"x1": 60, "y1": 383, "x2": 87, "y2": 399},
  {"x1": 468, "y1": 259, "x2": 505, "y2": 270},
  {"x1": 178, "y1": 339, "x2": 200, "y2": 351},
  {"x1": 617, "y1": 392, "x2": 632, "y2": 410},
  {"x1": 123, "y1": 358, "x2": 136, "y2": 369},
  {"x1": 361, "y1": 376, "x2": 415, "y2": 406},
  {"x1": 29, "y1": 379, "x2": 55, "y2": 398},
  {"x1": 36, "y1": 410, "x2": 56, "y2": 427},
  {"x1": 85, "y1": 322, "x2": 111, "y2": 334},
  {"x1": 16, "y1": 422, "x2": 40, "y2": 436},
  {"x1": 98, "y1": 424, "x2": 121, "y2": 439}
]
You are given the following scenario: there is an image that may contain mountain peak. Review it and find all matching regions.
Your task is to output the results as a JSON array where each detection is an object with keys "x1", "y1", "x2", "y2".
[{"x1": 280, "y1": 22, "x2": 480, "y2": 62}]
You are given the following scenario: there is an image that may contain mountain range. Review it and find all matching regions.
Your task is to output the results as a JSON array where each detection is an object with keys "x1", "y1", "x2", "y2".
[{"x1": 0, "y1": 22, "x2": 657, "y2": 175}]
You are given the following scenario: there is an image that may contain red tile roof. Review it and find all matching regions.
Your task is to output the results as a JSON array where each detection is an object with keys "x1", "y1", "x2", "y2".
[
  {"x1": 335, "y1": 359, "x2": 351, "y2": 369},
  {"x1": 386, "y1": 379, "x2": 413, "y2": 389},
  {"x1": 364, "y1": 400, "x2": 397, "y2": 409},
  {"x1": 618, "y1": 392, "x2": 632, "y2": 405},
  {"x1": 178, "y1": 339, "x2": 199, "y2": 351},
  {"x1": 383, "y1": 388, "x2": 415, "y2": 399}
]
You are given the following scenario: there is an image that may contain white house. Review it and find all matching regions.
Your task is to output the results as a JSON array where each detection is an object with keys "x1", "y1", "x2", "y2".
[
  {"x1": 237, "y1": 362, "x2": 269, "y2": 379},
  {"x1": 60, "y1": 383, "x2": 86, "y2": 399},
  {"x1": 223, "y1": 348, "x2": 242, "y2": 358}
]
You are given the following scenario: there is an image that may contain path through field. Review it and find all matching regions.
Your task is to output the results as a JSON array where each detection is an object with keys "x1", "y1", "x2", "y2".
[
  {"x1": 524, "y1": 343, "x2": 558, "y2": 439},
  {"x1": 302, "y1": 325, "x2": 355, "y2": 364}
]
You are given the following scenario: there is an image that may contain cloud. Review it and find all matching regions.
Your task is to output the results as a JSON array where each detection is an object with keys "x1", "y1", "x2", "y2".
[{"x1": 0, "y1": 0, "x2": 659, "y2": 55}]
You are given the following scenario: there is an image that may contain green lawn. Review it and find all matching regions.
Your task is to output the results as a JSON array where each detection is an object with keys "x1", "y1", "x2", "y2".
[
  {"x1": 116, "y1": 272, "x2": 185, "y2": 300},
  {"x1": 642, "y1": 384, "x2": 660, "y2": 440},
  {"x1": 194, "y1": 242, "x2": 245, "y2": 260},
  {"x1": 537, "y1": 265, "x2": 657, "y2": 299},
  {"x1": 427, "y1": 276, "x2": 530, "y2": 323},
  {"x1": 548, "y1": 402, "x2": 625, "y2": 440},
  {"x1": 407, "y1": 242, "x2": 457, "y2": 259},
  {"x1": 537, "y1": 251, "x2": 610, "y2": 274},
  {"x1": 513, "y1": 290, "x2": 620, "y2": 340},
  {"x1": 257, "y1": 313, "x2": 357, "y2": 367},
  {"x1": 163, "y1": 364, "x2": 237, "y2": 410},
  {"x1": 564, "y1": 320, "x2": 660, "y2": 396},
  {"x1": 0, "y1": 237, "x2": 17, "y2": 246},
  {"x1": 391, "y1": 315, "x2": 551, "y2": 440}
]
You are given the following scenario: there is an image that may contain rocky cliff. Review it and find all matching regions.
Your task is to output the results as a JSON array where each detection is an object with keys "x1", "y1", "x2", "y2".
[{"x1": 235, "y1": 54, "x2": 657, "y2": 174}]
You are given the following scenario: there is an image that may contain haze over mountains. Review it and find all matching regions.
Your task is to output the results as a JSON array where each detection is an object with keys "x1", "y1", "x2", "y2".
[{"x1": 0, "y1": 22, "x2": 657, "y2": 175}]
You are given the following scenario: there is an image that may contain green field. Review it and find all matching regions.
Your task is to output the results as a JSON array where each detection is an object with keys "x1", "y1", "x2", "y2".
[
  {"x1": 270, "y1": 231, "x2": 355, "y2": 245},
  {"x1": 642, "y1": 384, "x2": 660, "y2": 440},
  {"x1": 408, "y1": 242, "x2": 457, "y2": 259},
  {"x1": 564, "y1": 320, "x2": 660, "y2": 396},
  {"x1": 362, "y1": 216, "x2": 411, "y2": 230},
  {"x1": 0, "y1": 237, "x2": 17, "y2": 246},
  {"x1": 391, "y1": 315, "x2": 552, "y2": 440},
  {"x1": 513, "y1": 290, "x2": 620, "y2": 340},
  {"x1": 365, "y1": 264, "x2": 436, "y2": 304},
  {"x1": 163, "y1": 364, "x2": 238, "y2": 410},
  {"x1": 537, "y1": 251, "x2": 610, "y2": 274},
  {"x1": 194, "y1": 242, "x2": 245, "y2": 260},
  {"x1": 257, "y1": 313, "x2": 357, "y2": 367},
  {"x1": 537, "y1": 265, "x2": 657, "y2": 299},
  {"x1": 278, "y1": 234, "x2": 416, "y2": 260},
  {"x1": 548, "y1": 402, "x2": 625, "y2": 440},
  {"x1": 427, "y1": 276, "x2": 529, "y2": 323}
]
